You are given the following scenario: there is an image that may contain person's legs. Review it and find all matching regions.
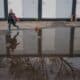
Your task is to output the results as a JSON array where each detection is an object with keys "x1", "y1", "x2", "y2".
[
  {"x1": 13, "y1": 23, "x2": 19, "y2": 30},
  {"x1": 8, "y1": 23, "x2": 11, "y2": 32}
]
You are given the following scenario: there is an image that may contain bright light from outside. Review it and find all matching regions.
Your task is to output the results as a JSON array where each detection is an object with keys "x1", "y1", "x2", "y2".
[
  {"x1": 0, "y1": 0, "x2": 5, "y2": 18},
  {"x1": 8, "y1": 0, "x2": 38, "y2": 18},
  {"x1": 42, "y1": 0, "x2": 72, "y2": 18},
  {"x1": 76, "y1": 0, "x2": 80, "y2": 18}
]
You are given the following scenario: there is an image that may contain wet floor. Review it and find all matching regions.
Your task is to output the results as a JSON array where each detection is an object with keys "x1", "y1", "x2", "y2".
[
  {"x1": 0, "y1": 27, "x2": 80, "y2": 80},
  {"x1": 0, "y1": 27, "x2": 80, "y2": 55},
  {"x1": 0, "y1": 57, "x2": 80, "y2": 80},
  {"x1": 0, "y1": 29, "x2": 38, "y2": 55}
]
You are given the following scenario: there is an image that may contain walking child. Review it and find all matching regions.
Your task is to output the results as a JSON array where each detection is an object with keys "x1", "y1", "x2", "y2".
[{"x1": 8, "y1": 9, "x2": 19, "y2": 32}]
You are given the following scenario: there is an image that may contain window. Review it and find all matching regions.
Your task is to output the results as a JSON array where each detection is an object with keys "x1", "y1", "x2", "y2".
[
  {"x1": 0, "y1": 0, "x2": 5, "y2": 18},
  {"x1": 8, "y1": 0, "x2": 38, "y2": 18},
  {"x1": 42, "y1": 0, "x2": 72, "y2": 18},
  {"x1": 76, "y1": 0, "x2": 80, "y2": 18}
]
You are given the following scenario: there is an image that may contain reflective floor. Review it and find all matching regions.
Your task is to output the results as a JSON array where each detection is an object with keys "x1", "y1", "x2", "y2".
[
  {"x1": 0, "y1": 57, "x2": 80, "y2": 80},
  {"x1": 0, "y1": 29, "x2": 38, "y2": 55},
  {"x1": 0, "y1": 27, "x2": 80, "y2": 56},
  {"x1": 0, "y1": 27, "x2": 80, "y2": 80},
  {"x1": 0, "y1": 28, "x2": 73, "y2": 55}
]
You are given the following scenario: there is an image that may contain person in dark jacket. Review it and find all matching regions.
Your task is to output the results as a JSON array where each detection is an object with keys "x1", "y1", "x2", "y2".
[{"x1": 8, "y1": 9, "x2": 19, "y2": 32}]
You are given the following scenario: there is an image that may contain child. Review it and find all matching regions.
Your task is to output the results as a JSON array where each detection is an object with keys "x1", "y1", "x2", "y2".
[{"x1": 8, "y1": 9, "x2": 19, "y2": 32}]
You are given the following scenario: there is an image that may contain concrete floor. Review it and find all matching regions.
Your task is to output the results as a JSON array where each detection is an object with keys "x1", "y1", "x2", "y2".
[
  {"x1": 0, "y1": 21, "x2": 54, "y2": 30},
  {"x1": 0, "y1": 57, "x2": 80, "y2": 80},
  {"x1": 0, "y1": 21, "x2": 80, "y2": 30},
  {"x1": 0, "y1": 27, "x2": 80, "y2": 55},
  {"x1": 0, "y1": 21, "x2": 80, "y2": 80}
]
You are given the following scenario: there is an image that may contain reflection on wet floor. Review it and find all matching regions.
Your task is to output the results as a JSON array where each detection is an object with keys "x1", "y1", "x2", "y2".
[
  {"x1": 0, "y1": 28, "x2": 80, "y2": 80},
  {"x1": 74, "y1": 28, "x2": 80, "y2": 54},
  {"x1": 0, "y1": 29, "x2": 38, "y2": 55},
  {"x1": 0, "y1": 31, "x2": 6, "y2": 54},
  {"x1": 6, "y1": 32, "x2": 20, "y2": 55},
  {"x1": 0, "y1": 27, "x2": 80, "y2": 55},
  {"x1": 0, "y1": 57, "x2": 80, "y2": 80},
  {"x1": 0, "y1": 28, "x2": 71, "y2": 55}
]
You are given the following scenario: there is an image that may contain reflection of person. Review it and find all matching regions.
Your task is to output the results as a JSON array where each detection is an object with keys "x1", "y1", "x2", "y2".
[
  {"x1": 6, "y1": 32, "x2": 20, "y2": 55},
  {"x1": 8, "y1": 9, "x2": 19, "y2": 32}
]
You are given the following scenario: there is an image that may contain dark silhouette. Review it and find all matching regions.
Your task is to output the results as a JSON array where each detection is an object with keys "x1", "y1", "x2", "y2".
[
  {"x1": 6, "y1": 32, "x2": 20, "y2": 55},
  {"x1": 8, "y1": 9, "x2": 19, "y2": 32}
]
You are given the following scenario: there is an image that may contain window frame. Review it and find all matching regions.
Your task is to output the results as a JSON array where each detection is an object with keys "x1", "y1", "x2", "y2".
[{"x1": 0, "y1": 0, "x2": 77, "y2": 21}]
